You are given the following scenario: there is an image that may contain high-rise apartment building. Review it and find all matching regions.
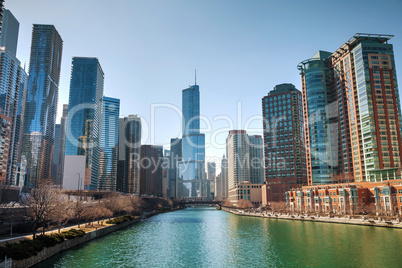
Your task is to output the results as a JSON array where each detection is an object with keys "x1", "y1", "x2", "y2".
[
  {"x1": 116, "y1": 115, "x2": 141, "y2": 193},
  {"x1": 226, "y1": 130, "x2": 266, "y2": 203},
  {"x1": 207, "y1": 162, "x2": 216, "y2": 198},
  {"x1": 221, "y1": 155, "x2": 228, "y2": 199},
  {"x1": 99, "y1": 96, "x2": 120, "y2": 191},
  {"x1": 21, "y1": 24, "x2": 62, "y2": 186},
  {"x1": 298, "y1": 34, "x2": 401, "y2": 184},
  {"x1": 262, "y1": 84, "x2": 307, "y2": 201},
  {"x1": 53, "y1": 104, "x2": 68, "y2": 185},
  {"x1": 139, "y1": 145, "x2": 162, "y2": 196},
  {"x1": 168, "y1": 138, "x2": 181, "y2": 198},
  {"x1": 0, "y1": 9, "x2": 19, "y2": 57},
  {"x1": 0, "y1": 114, "x2": 11, "y2": 183},
  {"x1": 0, "y1": 9, "x2": 27, "y2": 185},
  {"x1": 227, "y1": 130, "x2": 250, "y2": 193},
  {"x1": 64, "y1": 57, "x2": 103, "y2": 190},
  {"x1": 51, "y1": 123, "x2": 61, "y2": 184},
  {"x1": 178, "y1": 84, "x2": 205, "y2": 198},
  {"x1": 248, "y1": 135, "x2": 264, "y2": 184}
]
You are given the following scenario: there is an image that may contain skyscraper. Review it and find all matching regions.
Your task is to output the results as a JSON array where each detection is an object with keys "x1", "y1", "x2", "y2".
[
  {"x1": 262, "y1": 83, "x2": 307, "y2": 202},
  {"x1": 99, "y1": 96, "x2": 120, "y2": 191},
  {"x1": 207, "y1": 162, "x2": 216, "y2": 198},
  {"x1": 248, "y1": 135, "x2": 264, "y2": 184},
  {"x1": 55, "y1": 104, "x2": 68, "y2": 185},
  {"x1": 168, "y1": 138, "x2": 181, "y2": 198},
  {"x1": 0, "y1": 114, "x2": 11, "y2": 183},
  {"x1": 226, "y1": 130, "x2": 250, "y2": 192},
  {"x1": 221, "y1": 155, "x2": 228, "y2": 199},
  {"x1": 298, "y1": 34, "x2": 401, "y2": 184},
  {"x1": 0, "y1": 9, "x2": 27, "y2": 185},
  {"x1": 178, "y1": 84, "x2": 205, "y2": 198},
  {"x1": 64, "y1": 57, "x2": 103, "y2": 190},
  {"x1": 0, "y1": 9, "x2": 19, "y2": 57},
  {"x1": 139, "y1": 145, "x2": 162, "y2": 196},
  {"x1": 116, "y1": 115, "x2": 141, "y2": 193},
  {"x1": 21, "y1": 24, "x2": 62, "y2": 186}
]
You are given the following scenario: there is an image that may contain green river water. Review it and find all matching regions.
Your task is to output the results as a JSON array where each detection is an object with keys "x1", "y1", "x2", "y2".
[{"x1": 35, "y1": 207, "x2": 402, "y2": 267}]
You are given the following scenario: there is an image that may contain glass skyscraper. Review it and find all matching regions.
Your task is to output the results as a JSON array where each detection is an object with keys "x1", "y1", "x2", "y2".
[
  {"x1": 99, "y1": 96, "x2": 120, "y2": 191},
  {"x1": 178, "y1": 84, "x2": 205, "y2": 198},
  {"x1": 117, "y1": 115, "x2": 141, "y2": 193},
  {"x1": 298, "y1": 34, "x2": 402, "y2": 184},
  {"x1": 65, "y1": 57, "x2": 104, "y2": 190},
  {"x1": 0, "y1": 9, "x2": 27, "y2": 185},
  {"x1": 21, "y1": 24, "x2": 63, "y2": 186}
]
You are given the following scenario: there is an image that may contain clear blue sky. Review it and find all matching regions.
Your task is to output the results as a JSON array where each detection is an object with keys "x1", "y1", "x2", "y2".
[{"x1": 6, "y1": 0, "x2": 402, "y2": 170}]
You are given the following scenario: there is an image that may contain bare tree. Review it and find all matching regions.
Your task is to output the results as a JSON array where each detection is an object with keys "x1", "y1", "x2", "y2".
[
  {"x1": 23, "y1": 180, "x2": 62, "y2": 238},
  {"x1": 74, "y1": 200, "x2": 86, "y2": 228},
  {"x1": 51, "y1": 199, "x2": 73, "y2": 233},
  {"x1": 237, "y1": 199, "x2": 254, "y2": 209},
  {"x1": 223, "y1": 200, "x2": 234, "y2": 208},
  {"x1": 130, "y1": 196, "x2": 143, "y2": 215},
  {"x1": 270, "y1": 202, "x2": 287, "y2": 213}
]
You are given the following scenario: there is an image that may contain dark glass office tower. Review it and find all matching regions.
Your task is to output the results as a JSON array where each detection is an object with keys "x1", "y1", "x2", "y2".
[
  {"x1": 116, "y1": 115, "x2": 141, "y2": 193},
  {"x1": 21, "y1": 24, "x2": 63, "y2": 186},
  {"x1": 99, "y1": 96, "x2": 120, "y2": 191},
  {"x1": 167, "y1": 138, "x2": 181, "y2": 198},
  {"x1": 65, "y1": 57, "x2": 104, "y2": 190},
  {"x1": 178, "y1": 84, "x2": 205, "y2": 198}
]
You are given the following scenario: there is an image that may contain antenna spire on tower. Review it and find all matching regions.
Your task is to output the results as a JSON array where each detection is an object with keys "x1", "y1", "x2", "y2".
[{"x1": 195, "y1": 69, "x2": 197, "y2": 85}]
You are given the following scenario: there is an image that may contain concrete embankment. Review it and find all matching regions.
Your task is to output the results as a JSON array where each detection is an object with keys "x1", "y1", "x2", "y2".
[
  {"x1": 222, "y1": 207, "x2": 402, "y2": 229},
  {"x1": 3, "y1": 210, "x2": 172, "y2": 268}
]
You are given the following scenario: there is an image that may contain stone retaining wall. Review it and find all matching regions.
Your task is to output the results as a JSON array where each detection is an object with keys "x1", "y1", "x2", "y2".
[{"x1": 9, "y1": 217, "x2": 141, "y2": 268}]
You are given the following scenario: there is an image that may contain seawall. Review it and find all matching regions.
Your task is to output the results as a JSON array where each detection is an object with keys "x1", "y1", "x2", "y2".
[
  {"x1": 5, "y1": 209, "x2": 172, "y2": 268},
  {"x1": 222, "y1": 207, "x2": 402, "y2": 229}
]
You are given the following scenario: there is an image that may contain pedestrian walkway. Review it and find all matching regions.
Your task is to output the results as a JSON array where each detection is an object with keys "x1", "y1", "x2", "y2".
[{"x1": 0, "y1": 219, "x2": 110, "y2": 246}]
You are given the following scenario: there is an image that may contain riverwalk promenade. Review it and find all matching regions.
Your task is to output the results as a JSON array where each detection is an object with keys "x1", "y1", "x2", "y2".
[{"x1": 222, "y1": 207, "x2": 402, "y2": 229}]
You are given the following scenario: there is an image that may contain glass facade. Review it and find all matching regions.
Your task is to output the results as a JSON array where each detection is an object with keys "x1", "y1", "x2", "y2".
[
  {"x1": 117, "y1": 115, "x2": 141, "y2": 194},
  {"x1": 299, "y1": 52, "x2": 340, "y2": 185},
  {"x1": 178, "y1": 85, "x2": 205, "y2": 198},
  {"x1": 99, "y1": 96, "x2": 120, "y2": 191},
  {"x1": 65, "y1": 57, "x2": 104, "y2": 190},
  {"x1": 299, "y1": 34, "x2": 401, "y2": 184},
  {"x1": 168, "y1": 138, "x2": 181, "y2": 198},
  {"x1": 21, "y1": 24, "x2": 63, "y2": 186},
  {"x1": 0, "y1": 49, "x2": 27, "y2": 184},
  {"x1": 248, "y1": 135, "x2": 264, "y2": 184}
]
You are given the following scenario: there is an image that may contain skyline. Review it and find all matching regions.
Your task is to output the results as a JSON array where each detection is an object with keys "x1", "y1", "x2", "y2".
[{"x1": 6, "y1": 0, "x2": 402, "y2": 167}]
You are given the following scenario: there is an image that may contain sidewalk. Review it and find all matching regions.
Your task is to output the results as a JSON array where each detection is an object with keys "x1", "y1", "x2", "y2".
[{"x1": 0, "y1": 219, "x2": 111, "y2": 247}]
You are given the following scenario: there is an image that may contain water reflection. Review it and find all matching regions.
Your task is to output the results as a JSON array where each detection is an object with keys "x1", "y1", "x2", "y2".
[{"x1": 35, "y1": 208, "x2": 402, "y2": 267}]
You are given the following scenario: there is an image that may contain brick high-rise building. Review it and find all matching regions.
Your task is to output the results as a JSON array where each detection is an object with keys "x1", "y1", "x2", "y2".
[
  {"x1": 298, "y1": 34, "x2": 402, "y2": 184},
  {"x1": 262, "y1": 84, "x2": 307, "y2": 202}
]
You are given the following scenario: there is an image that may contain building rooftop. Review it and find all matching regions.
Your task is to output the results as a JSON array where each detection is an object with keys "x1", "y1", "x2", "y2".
[{"x1": 267, "y1": 83, "x2": 298, "y2": 96}]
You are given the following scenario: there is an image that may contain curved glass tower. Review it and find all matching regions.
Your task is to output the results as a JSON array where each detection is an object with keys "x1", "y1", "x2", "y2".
[
  {"x1": 21, "y1": 24, "x2": 63, "y2": 186},
  {"x1": 178, "y1": 85, "x2": 205, "y2": 198}
]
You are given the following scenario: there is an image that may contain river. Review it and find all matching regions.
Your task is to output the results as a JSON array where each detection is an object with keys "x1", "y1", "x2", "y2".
[{"x1": 35, "y1": 207, "x2": 402, "y2": 267}]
